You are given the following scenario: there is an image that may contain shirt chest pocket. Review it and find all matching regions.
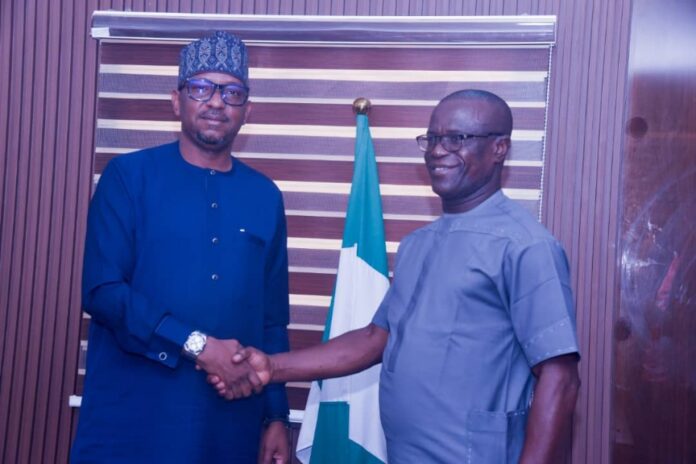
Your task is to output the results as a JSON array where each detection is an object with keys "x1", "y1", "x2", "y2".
[{"x1": 218, "y1": 229, "x2": 267, "y2": 295}]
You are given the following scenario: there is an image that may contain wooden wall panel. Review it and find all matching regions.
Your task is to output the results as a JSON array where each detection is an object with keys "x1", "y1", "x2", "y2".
[
  {"x1": 0, "y1": 1, "x2": 632, "y2": 463},
  {"x1": 0, "y1": 0, "x2": 98, "y2": 463},
  {"x1": 613, "y1": 0, "x2": 696, "y2": 462},
  {"x1": 544, "y1": 2, "x2": 632, "y2": 463}
]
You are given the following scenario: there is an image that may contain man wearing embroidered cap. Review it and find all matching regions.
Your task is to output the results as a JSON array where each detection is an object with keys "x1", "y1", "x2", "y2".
[{"x1": 72, "y1": 31, "x2": 291, "y2": 463}]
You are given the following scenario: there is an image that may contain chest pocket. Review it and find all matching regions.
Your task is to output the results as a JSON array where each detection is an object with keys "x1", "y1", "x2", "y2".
[{"x1": 221, "y1": 229, "x2": 266, "y2": 297}]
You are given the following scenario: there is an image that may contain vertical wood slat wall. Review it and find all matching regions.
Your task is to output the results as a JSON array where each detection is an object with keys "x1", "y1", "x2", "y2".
[
  {"x1": 82, "y1": 12, "x2": 554, "y2": 414},
  {"x1": 0, "y1": 1, "x2": 631, "y2": 463}
]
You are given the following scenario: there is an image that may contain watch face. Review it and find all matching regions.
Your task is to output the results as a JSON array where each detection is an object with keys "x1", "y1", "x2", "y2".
[{"x1": 185, "y1": 332, "x2": 207, "y2": 356}]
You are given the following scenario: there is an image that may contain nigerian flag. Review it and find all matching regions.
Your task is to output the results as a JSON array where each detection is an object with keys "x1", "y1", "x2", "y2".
[{"x1": 295, "y1": 111, "x2": 389, "y2": 464}]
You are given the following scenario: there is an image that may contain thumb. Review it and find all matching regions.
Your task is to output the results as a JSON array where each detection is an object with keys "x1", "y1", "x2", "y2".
[{"x1": 232, "y1": 348, "x2": 250, "y2": 363}]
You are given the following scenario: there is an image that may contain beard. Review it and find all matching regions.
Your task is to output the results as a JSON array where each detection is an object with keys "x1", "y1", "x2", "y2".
[{"x1": 193, "y1": 129, "x2": 238, "y2": 153}]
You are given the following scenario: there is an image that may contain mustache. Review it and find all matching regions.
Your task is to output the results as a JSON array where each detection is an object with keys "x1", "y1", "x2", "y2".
[{"x1": 199, "y1": 110, "x2": 228, "y2": 121}]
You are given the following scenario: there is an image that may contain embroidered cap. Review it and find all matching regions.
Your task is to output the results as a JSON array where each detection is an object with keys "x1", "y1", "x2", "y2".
[{"x1": 178, "y1": 31, "x2": 249, "y2": 88}]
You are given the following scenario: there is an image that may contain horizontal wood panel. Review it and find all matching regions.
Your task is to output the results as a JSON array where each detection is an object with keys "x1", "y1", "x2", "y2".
[
  {"x1": 287, "y1": 215, "x2": 429, "y2": 243},
  {"x1": 92, "y1": 153, "x2": 542, "y2": 189},
  {"x1": 283, "y1": 190, "x2": 441, "y2": 216},
  {"x1": 289, "y1": 272, "x2": 336, "y2": 296},
  {"x1": 99, "y1": 73, "x2": 549, "y2": 102},
  {"x1": 283, "y1": 190, "x2": 540, "y2": 218},
  {"x1": 95, "y1": 135, "x2": 544, "y2": 162},
  {"x1": 97, "y1": 98, "x2": 546, "y2": 129},
  {"x1": 287, "y1": 386, "x2": 310, "y2": 411},
  {"x1": 290, "y1": 305, "x2": 330, "y2": 326},
  {"x1": 243, "y1": 158, "x2": 540, "y2": 188},
  {"x1": 289, "y1": 328, "x2": 323, "y2": 351},
  {"x1": 101, "y1": 42, "x2": 551, "y2": 72}
]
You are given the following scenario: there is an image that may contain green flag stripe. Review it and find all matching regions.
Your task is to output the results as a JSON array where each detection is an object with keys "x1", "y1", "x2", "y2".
[
  {"x1": 342, "y1": 113, "x2": 389, "y2": 278},
  {"x1": 309, "y1": 402, "x2": 385, "y2": 464}
]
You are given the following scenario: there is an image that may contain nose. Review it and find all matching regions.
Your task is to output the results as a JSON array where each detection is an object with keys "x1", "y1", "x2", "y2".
[
  {"x1": 206, "y1": 88, "x2": 226, "y2": 108},
  {"x1": 428, "y1": 141, "x2": 449, "y2": 158}
]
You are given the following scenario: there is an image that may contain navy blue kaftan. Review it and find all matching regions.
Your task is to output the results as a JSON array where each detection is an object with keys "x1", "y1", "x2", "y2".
[{"x1": 71, "y1": 142, "x2": 290, "y2": 463}]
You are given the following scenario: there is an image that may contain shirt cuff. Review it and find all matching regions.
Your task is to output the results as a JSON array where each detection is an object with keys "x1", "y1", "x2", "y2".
[
  {"x1": 522, "y1": 316, "x2": 580, "y2": 366},
  {"x1": 155, "y1": 314, "x2": 193, "y2": 347},
  {"x1": 147, "y1": 315, "x2": 195, "y2": 368},
  {"x1": 264, "y1": 384, "x2": 290, "y2": 421}
]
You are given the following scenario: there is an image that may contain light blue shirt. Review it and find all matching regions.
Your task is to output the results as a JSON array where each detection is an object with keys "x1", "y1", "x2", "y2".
[{"x1": 373, "y1": 191, "x2": 579, "y2": 463}]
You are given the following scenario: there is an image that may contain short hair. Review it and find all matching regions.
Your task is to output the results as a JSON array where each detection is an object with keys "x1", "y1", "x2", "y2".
[{"x1": 439, "y1": 89, "x2": 513, "y2": 135}]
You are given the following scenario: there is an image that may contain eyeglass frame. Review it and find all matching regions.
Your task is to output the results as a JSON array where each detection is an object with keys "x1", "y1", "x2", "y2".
[
  {"x1": 179, "y1": 78, "x2": 250, "y2": 107},
  {"x1": 415, "y1": 132, "x2": 507, "y2": 152}
]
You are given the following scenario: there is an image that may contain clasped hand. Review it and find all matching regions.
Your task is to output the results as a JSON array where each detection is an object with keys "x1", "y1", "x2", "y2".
[
  {"x1": 198, "y1": 340, "x2": 272, "y2": 400},
  {"x1": 195, "y1": 337, "x2": 268, "y2": 399}
]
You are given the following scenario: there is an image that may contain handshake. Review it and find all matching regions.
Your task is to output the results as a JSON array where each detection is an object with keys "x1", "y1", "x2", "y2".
[{"x1": 194, "y1": 337, "x2": 274, "y2": 400}]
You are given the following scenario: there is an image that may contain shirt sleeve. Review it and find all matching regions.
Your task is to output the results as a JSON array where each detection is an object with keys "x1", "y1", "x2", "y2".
[
  {"x1": 371, "y1": 235, "x2": 411, "y2": 331},
  {"x1": 506, "y1": 239, "x2": 580, "y2": 367},
  {"x1": 261, "y1": 196, "x2": 290, "y2": 421},
  {"x1": 371, "y1": 286, "x2": 393, "y2": 330},
  {"x1": 82, "y1": 160, "x2": 194, "y2": 368}
]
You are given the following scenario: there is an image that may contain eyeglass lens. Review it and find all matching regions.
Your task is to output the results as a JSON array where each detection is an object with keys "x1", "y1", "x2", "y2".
[{"x1": 186, "y1": 79, "x2": 248, "y2": 106}]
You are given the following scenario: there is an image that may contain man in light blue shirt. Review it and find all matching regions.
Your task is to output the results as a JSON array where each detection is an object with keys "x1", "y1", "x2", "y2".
[{"x1": 215, "y1": 89, "x2": 580, "y2": 463}]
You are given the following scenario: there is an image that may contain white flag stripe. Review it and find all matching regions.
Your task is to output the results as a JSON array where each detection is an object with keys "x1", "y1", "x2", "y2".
[{"x1": 297, "y1": 247, "x2": 389, "y2": 462}]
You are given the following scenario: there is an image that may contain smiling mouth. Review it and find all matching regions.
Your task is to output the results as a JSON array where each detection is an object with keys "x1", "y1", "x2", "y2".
[{"x1": 428, "y1": 165, "x2": 457, "y2": 174}]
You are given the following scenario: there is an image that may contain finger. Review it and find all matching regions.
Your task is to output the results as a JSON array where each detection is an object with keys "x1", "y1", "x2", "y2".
[
  {"x1": 207, "y1": 375, "x2": 221, "y2": 384},
  {"x1": 232, "y1": 349, "x2": 249, "y2": 363},
  {"x1": 230, "y1": 382, "x2": 243, "y2": 399},
  {"x1": 248, "y1": 372, "x2": 264, "y2": 394},
  {"x1": 259, "y1": 445, "x2": 272, "y2": 464},
  {"x1": 233, "y1": 379, "x2": 251, "y2": 398}
]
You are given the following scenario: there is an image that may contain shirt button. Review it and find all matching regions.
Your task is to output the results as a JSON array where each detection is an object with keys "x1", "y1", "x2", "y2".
[
  {"x1": 211, "y1": 237, "x2": 219, "y2": 245},
  {"x1": 211, "y1": 273, "x2": 219, "y2": 281},
  {"x1": 211, "y1": 202, "x2": 218, "y2": 209},
  {"x1": 209, "y1": 169, "x2": 216, "y2": 176},
  {"x1": 158, "y1": 352, "x2": 168, "y2": 361}
]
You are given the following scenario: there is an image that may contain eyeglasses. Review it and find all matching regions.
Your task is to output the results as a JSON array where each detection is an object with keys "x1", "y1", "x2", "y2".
[
  {"x1": 415, "y1": 133, "x2": 506, "y2": 152},
  {"x1": 181, "y1": 78, "x2": 249, "y2": 106}
]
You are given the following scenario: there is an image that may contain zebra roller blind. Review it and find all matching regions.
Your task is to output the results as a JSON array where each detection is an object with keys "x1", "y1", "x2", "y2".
[{"x1": 77, "y1": 11, "x2": 556, "y2": 413}]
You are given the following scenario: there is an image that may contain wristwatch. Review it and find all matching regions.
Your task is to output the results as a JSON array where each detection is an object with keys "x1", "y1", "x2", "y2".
[{"x1": 182, "y1": 330, "x2": 208, "y2": 360}]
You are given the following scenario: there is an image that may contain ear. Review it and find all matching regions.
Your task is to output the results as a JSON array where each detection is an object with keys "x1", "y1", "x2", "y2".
[
  {"x1": 242, "y1": 101, "x2": 252, "y2": 124},
  {"x1": 492, "y1": 135, "x2": 511, "y2": 163},
  {"x1": 171, "y1": 89, "x2": 181, "y2": 117}
]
